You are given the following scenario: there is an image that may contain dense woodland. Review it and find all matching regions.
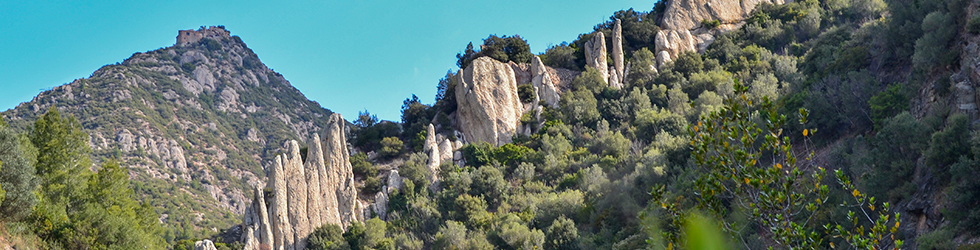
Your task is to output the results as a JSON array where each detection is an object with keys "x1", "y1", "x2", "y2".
[{"x1": 2, "y1": 0, "x2": 980, "y2": 249}]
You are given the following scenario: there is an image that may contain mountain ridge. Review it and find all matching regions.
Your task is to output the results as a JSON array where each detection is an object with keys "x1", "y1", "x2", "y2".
[{"x1": 2, "y1": 26, "x2": 334, "y2": 239}]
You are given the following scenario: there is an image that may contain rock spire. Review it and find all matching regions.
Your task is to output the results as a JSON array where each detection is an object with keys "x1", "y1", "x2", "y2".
[{"x1": 241, "y1": 113, "x2": 361, "y2": 250}]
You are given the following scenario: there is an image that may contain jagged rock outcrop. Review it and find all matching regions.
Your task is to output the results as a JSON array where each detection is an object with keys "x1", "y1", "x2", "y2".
[
  {"x1": 455, "y1": 57, "x2": 524, "y2": 146},
  {"x1": 531, "y1": 56, "x2": 561, "y2": 108},
  {"x1": 242, "y1": 186, "x2": 273, "y2": 250},
  {"x1": 241, "y1": 114, "x2": 360, "y2": 250},
  {"x1": 654, "y1": 0, "x2": 784, "y2": 61},
  {"x1": 194, "y1": 239, "x2": 217, "y2": 250},
  {"x1": 423, "y1": 124, "x2": 461, "y2": 186},
  {"x1": 611, "y1": 19, "x2": 625, "y2": 89},
  {"x1": 322, "y1": 114, "x2": 360, "y2": 226},
  {"x1": 584, "y1": 32, "x2": 609, "y2": 83}
]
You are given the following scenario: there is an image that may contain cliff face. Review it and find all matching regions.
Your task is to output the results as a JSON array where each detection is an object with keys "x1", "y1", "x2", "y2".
[
  {"x1": 455, "y1": 57, "x2": 524, "y2": 146},
  {"x1": 1, "y1": 26, "x2": 334, "y2": 234},
  {"x1": 655, "y1": 0, "x2": 784, "y2": 63},
  {"x1": 241, "y1": 114, "x2": 360, "y2": 250}
]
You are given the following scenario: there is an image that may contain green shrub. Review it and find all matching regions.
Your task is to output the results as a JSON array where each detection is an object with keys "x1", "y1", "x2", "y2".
[
  {"x1": 968, "y1": 15, "x2": 980, "y2": 34},
  {"x1": 924, "y1": 114, "x2": 971, "y2": 182},
  {"x1": 916, "y1": 227, "x2": 955, "y2": 250},
  {"x1": 308, "y1": 223, "x2": 349, "y2": 250},
  {"x1": 181, "y1": 63, "x2": 196, "y2": 73},
  {"x1": 869, "y1": 83, "x2": 909, "y2": 128},
  {"x1": 378, "y1": 137, "x2": 403, "y2": 160},
  {"x1": 518, "y1": 83, "x2": 535, "y2": 103},
  {"x1": 350, "y1": 152, "x2": 377, "y2": 177},
  {"x1": 701, "y1": 19, "x2": 721, "y2": 29}
]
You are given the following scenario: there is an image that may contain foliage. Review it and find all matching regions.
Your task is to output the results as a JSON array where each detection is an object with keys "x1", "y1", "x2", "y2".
[
  {"x1": 308, "y1": 223, "x2": 349, "y2": 250},
  {"x1": 913, "y1": 11, "x2": 957, "y2": 70},
  {"x1": 378, "y1": 137, "x2": 404, "y2": 160},
  {"x1": 352, "y1": 111, "x2": 401, "y2": 153},
  {"x1": 541, "y1": 42, "x2": 580, "y2": 71},
  {"x1": 653, "y1": 81, "x2": 900, "y2": 249},
  {"x1": 518, "y1": 83, "x2": 536, "y2": 103},
  {"x1": 545, "y1": 216, "x2": 579, "y2": 250},
  {"x1": 400, "y1": 95, "x2": 433, "y2": 152},
  {"x1": 457, "y1": 35, "x2": 534, "y2": 69},
  {"x1": 0, "y1": 120, "x2": 38, "y2": 221},
  {"x1": 924, "y1": 114, "x2": 971, "y2": 182},
  {"x1": 869, "y1": 83, "x2": 910, "y2": 128},
  {"x1": 350, "y1": 152, "x2": 378, "y2": 177},
  {"x1": 865, "y1": 112, "x2": 929, "y2": 202}
]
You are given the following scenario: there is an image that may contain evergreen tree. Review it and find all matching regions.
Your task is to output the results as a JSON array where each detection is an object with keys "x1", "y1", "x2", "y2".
[{"x1": 0, "y1": 117, "x2": 39, "y2": 221}]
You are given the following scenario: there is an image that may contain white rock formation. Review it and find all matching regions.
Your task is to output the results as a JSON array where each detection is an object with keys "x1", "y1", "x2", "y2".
[
  {"x1": 611, "y1": 19, "x2": 625, "y2": 89},
  {"x1": 584, "y1": 32, "x2": 609, "y2": 83},
  {"x1": 654, "y1": 0, "x2": 784, "y2": 63},
  {"x1": 194, "y1": 239, "x2": 217, "y2": 250},
  {"x1": 455, "y1": 56, "x2": 524, "y2": 146},
  {"x1": 531, "y1": 56, "x2": 561, "y2": 108},
  {"x1": 241, "y1": 114, "x2": 360, "y2": 250}
]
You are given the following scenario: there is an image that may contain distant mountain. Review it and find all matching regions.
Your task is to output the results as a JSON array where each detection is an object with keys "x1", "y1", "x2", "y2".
[{"x1": 2, "y1": 26, "x2": 333, "y2": 237}]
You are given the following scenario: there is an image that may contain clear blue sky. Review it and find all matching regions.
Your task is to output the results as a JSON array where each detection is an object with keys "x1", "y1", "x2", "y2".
[{"x1": 0, "y1": 0, "x2": 655, "y2": 121}]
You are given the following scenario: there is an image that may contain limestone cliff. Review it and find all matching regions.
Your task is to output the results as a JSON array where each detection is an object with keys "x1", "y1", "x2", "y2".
[
  {"x1": 241, "y1": 114, "x2": 360, "y2": 250},
  {"x1": 455, "y1": 57, "x2": 524, "y2": 146},
  {"x1": 655, "y1": 0, "x2": 784, "y2": 62}
]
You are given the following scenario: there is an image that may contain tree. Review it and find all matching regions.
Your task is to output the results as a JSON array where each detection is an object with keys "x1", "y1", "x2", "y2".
[
  {"x1": 0, "y1": 118, "x2": 39, "y2": 221},
  {"x1": 652, "y1": 80, "x2": 901, "y2": 249},
  {"x1": 29, "y1": 107, "x2": 93, "y2": 244},
  {"x1": 378, "y1": 137, "x2": 404, "y2": 160},
  {"x1": 541, "y1": 42, "x2": 580, "y2": 71},
  {"x1": 71, "y1": 160, "x2": 166, "y2": 249},
  {"x1": 400, "y1": 95, "x2": 432, "y2": 151},
  {"x1": 545, "y1": 216, "x2": 579, "y2": 250}
]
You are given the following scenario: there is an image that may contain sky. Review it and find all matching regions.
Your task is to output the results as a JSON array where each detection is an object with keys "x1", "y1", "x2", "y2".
[{"x1": 0, "y1": 0, "x2": 655, "y2": 121}]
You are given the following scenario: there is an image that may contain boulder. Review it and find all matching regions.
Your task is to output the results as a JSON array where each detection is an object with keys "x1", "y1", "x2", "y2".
[
  {"x1": 194, "y1": 239, "x2": 217, "y2": 250},
  {"x1": 655, "y1": 29, "x2": 697, "y2": 61},
  {"x1": 455, "y1": 56, "x2": 523, "y2": 146},
  {"x1": 584, "y1": 32, "x2": 609, "y2": 83},
  {"x1": 657, "y1": 51, "x2": 672, "y2": 68}
]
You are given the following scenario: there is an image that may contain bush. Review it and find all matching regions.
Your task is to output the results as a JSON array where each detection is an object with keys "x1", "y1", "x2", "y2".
[
  {"x1": 541, "y1": 42, "x2": 580, "y2": 71},
  {"x1": 350, "y1": 152, "x2": 377, "y2": 177},
  {"x1": 308, "y1": 224, "x2": 350, "y2": 250},
  {"x1": 518, "y1": 83, "x2": 536, "y2": 103},
  {"x1": 916, "y1": 227, "x2": 955, "y2": 250},
  {"x1": 867, "y1": 112, "x2": 929, "y2": 202},
  {"x1": 924, "y1": 114, "x2": 971, "y2": 182},
  {"x1": 969, "y1": 15, "x2": 980, "y2": 34},
  {"x1": 869, "y1": 83, "x2": 909, "y2": 128},
  {"x1": 378, "y1": 137, "x2": 403, "y2": 160},
  {"x1": 701, "y1": 19, "x2": 720, "y2": 29}
]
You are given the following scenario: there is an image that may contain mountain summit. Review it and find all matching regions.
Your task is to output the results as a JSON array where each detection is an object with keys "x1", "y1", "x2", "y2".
[{"x1": 2, "y1": 26, "x2": 334, "y2": 237}]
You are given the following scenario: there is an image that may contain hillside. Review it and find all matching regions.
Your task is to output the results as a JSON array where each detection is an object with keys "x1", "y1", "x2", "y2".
[
  {"x1": 2, "y1": 26, "x2": 333, "y2": 239},
  {"x1": 3, "y1": 0, "x2": 980, "y2": 249}
]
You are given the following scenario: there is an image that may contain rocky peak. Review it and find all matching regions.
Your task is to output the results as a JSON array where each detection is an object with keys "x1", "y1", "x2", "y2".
[
  {"x1": 2, "y1": 26, "x2": 334, "y2": 238},
  {"x1": 177, "y1": 26, "x2": 232, "y2": 46}
]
